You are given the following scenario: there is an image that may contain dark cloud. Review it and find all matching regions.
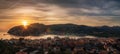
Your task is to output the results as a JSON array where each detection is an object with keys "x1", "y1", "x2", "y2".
[
  {"x1": 33, "y1": 0, "x2": 120, "y2": 9},
  {"x1": 0, "y1": 0, "x2": 120, "y2": 26},
  {"x1": 0, "y1": 0, "x2": 120, "y2": 16},
  {"x1": 34, "y1": 0, "x2": 120, "y2": 16},
  {"x1": 1, "y1": 0, "x2": 120, "y2": 8},
  {"x1": 15, "y1": 0, "x2": 120, "y2": 16}
]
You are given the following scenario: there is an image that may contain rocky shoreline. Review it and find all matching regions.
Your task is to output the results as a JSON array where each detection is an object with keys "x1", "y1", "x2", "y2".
[{"x1": 1, "y1": 37, "x2": 120, "y2": 54}]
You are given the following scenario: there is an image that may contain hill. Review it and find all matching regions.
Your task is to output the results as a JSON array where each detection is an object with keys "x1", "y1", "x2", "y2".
[{"x1": 8, "y1": 23, "x2": 120, "y2": 37}]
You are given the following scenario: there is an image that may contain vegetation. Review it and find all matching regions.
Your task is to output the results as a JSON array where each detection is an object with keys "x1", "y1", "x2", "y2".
[{"x1": 8, "y1": 23, "x2": 120, "y2": 37}]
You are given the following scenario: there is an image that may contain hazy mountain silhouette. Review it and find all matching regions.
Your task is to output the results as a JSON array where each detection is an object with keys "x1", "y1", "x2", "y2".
[{"x1": 8, "y1": 23, "x2": 120, "y2": 37}]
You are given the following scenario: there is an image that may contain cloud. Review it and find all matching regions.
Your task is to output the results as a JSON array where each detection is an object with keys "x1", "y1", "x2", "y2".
[
  {"x1": 0, "y1": 0, "x2": 120, "y2": 16},
  {"x1": 59, "y1": 16, "x2": 119, "y2": 26},
  {"x1": 0, "y1": 0, "x2": 120, "y2": 27}
]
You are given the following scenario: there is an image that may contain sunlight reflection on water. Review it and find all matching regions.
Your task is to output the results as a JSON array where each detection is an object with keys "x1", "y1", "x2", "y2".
[{"x1": 0, "y1": 32, "x2": 96, "y2": 40}]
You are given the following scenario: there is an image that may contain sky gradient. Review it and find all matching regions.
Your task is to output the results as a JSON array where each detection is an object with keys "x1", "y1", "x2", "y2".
[{"x1": 0, "y1": 0, "x2": 120, "y2": 31}]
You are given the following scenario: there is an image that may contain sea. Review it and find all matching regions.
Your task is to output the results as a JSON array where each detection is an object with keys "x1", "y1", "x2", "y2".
[{"x1": 0, "y1": 32, "x2": 97, "y2": 40}]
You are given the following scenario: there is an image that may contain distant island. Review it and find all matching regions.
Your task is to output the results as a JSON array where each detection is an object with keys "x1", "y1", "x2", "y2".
[{"x1": 8, "y1": 23, "x2": 120, "y2": 37}]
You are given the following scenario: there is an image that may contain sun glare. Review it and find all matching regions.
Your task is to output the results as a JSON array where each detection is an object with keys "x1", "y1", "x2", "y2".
[{"x1": 22, "y1": 20, "x2": 28, "y2": 26}]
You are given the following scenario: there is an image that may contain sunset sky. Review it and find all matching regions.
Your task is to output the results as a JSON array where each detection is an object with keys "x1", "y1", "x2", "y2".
[{"x1": 0, "y1": 0, "x2": 120, "y2": 32}]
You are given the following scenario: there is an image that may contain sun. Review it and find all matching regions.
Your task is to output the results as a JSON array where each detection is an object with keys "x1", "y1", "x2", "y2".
[{"x1": 22, "y1": 20, "x2": 28, "y2": 26}]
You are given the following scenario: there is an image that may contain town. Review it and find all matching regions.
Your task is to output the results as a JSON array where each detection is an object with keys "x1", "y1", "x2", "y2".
[{"x1": 1, "y1": 36, "x2": 120, "y2": 54}]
